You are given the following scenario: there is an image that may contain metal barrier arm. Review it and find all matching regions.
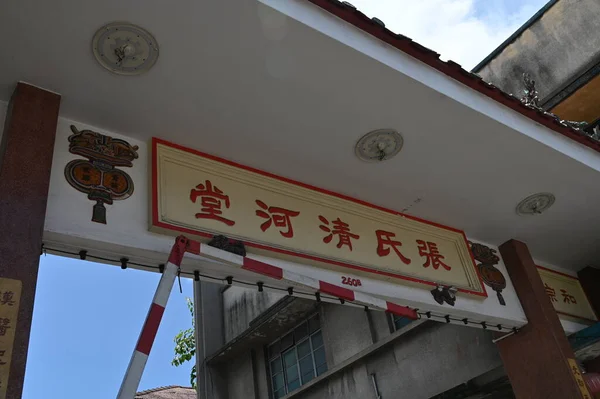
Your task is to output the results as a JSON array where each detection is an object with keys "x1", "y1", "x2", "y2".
[
  {"x1": 184, "y1": 237, "x2": 418, "y2": 320},
  {"x1": 117, "y1": 237, "x2": 187, "y2": 399},
  {"x1": 117, "y1": 236, "x2": 416, "y2": 398}
]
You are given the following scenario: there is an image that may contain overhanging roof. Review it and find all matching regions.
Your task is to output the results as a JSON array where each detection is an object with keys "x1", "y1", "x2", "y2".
[
  {"x1": 3, "y1": 0, "x2": 600, "y2": 272},
  {"x1": 306, "y1": 0, "x2": 600, "y2": 153}
]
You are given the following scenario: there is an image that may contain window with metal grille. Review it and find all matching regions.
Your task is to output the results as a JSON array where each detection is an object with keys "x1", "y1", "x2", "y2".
[
  {"x1": 391, "y1": 314, "x2": 414, "y2": 331},
  {"x1": 267, "y1": 313, "x2": 327, "y2": 398}
]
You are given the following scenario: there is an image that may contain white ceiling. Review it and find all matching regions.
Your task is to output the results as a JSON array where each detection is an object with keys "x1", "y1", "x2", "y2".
[{"x1": 2, "y1": 0, "x2": 600, "y2": 271}]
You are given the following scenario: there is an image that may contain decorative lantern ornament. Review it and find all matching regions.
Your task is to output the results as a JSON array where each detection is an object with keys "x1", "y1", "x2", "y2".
[
  {"x1": 64, "y1": 125, "x2": 139, "y2": 224},
  {"x1": 469, "y1": 242, "x2": 507, "y2": 306}
]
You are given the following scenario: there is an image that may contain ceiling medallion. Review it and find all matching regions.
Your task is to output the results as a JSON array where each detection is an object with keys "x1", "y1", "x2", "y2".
[
  {"x1": 355, "y1": 129, "x2": 403, "y2": 162},
  {"x1": 92, "y1": 22, "x2": 159, "y2": 75},
  {"x1": 516, "y1": 192, "x2": 555, "y2": 216}
]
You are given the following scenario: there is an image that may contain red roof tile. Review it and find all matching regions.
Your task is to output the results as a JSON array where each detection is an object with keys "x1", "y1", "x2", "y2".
[{"x1": 307, "y1": 0, "x2": 600, "y2": 153}]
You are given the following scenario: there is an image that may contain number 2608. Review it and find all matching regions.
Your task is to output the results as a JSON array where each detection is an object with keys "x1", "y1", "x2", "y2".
[{"x1": 341, "y1": 276, "x2": 362, "y2": 287}]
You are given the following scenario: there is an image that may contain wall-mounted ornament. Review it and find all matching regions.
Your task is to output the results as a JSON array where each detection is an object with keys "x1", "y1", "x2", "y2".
[
  {"x1": 469, "y1": 242, "x2": 507, "y2": 306},
  {"x1": 64, "y1": 125, "x2": 138, "y2": 224},
  {"x1": 430, "y1": 284, "x2": 457, "y2": 306}
]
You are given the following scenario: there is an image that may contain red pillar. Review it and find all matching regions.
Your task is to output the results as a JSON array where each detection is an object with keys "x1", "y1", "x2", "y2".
[
  {"x1": 578, "y1": 267, "x2": 600, "y2": 397},
  {"x1": 496, "y1": 239, "x2": 592, "y2": 398},
  {"x1": 0, "y1": 82, "x2": 60, "y2": 398},
  {"x1": 578, "y1": 267, "x2": 600, "y2": 318}
]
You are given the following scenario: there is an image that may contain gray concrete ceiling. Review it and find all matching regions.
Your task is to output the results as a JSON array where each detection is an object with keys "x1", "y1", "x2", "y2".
[{"x1": 2, "y1": 0, "x2": 600, "y2": 271}]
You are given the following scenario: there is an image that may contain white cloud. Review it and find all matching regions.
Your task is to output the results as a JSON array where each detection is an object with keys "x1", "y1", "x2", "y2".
[{"x1": 347, "y1": 0, "x2": 545, "y2": 70}]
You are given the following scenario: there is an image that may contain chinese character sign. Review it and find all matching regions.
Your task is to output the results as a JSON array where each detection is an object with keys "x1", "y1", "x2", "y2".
[
  {"x1": 255, "y1": 200, "x2": 299, "y2": 238},
  {"x1": 538, "y1": 267, "x2": 597, "y2": 323},
  {"x1": 567, "y1": 359, "x2": 593, "y2": 399},
  {"x1": 0, "y1": 278, "x2": 21, "y2": 399},
  {"x1": 190, "y1": 180, "x2": 235, "y2": 226},
  {"x1": 153, "y1": 140, "x2": 485, "y2": 295}
]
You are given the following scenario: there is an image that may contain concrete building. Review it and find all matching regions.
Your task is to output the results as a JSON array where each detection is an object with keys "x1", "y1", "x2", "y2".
[
  {"x1": 194, "y1": 284, "x2": 514, "y2": 398},
  {"x1": 473, "y1": 0, "x2": 600, "y2": 137}
]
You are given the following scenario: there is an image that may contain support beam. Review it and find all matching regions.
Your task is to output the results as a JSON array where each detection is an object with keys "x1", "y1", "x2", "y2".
[
  {"x1": 496, "y1": 239, "x2": 592, "y2": 399},
  {"x1": 193, "y1": 279, "x2": 206, "y2": 399},
  {"x1": 194, "y1": 279, "x2": 227, "y2": 399},
  {"x1": 0, "y1": 82, "x2": 60, "y2": 399}
]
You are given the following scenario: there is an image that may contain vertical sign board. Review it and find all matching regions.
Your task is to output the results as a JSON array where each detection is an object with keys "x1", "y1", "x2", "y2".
[
  {"x1": 151, "y1": 139, "x2": 487, "y2": 298},
  {"x1": 567, "y1": 358, "x2": 593, "y2": 399},
  {"x1": 538, "y1": 266, "x2": 598, "y2": 323},
  {"x1": 0, "y1": 278, "x2": 21, "y2": 399}
]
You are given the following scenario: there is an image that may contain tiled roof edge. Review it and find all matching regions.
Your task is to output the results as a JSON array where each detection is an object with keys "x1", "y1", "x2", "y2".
[
  {"x1": 135, "y1": 385, "x2": 194, "y2": 397},
  {"x1": 306, "y1": 0, "x2": 600, "y2": 154}
]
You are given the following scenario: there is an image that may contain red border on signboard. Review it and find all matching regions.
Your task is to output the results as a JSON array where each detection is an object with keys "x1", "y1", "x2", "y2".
[
  {"x1": 536, "y1": 265, "x2": 598, "y2": 323},
  {"x1": 151, "y1": 137, "x2": 487, "y2": 297}
]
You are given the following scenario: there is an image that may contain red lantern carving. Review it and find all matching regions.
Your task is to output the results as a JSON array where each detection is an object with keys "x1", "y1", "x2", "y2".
[
  {"x1": 64, "y1": 125, "x2": 138, "y2": 224},
  {"x1": 469, "y1": 241, "x2": 507, "y2": 306}
]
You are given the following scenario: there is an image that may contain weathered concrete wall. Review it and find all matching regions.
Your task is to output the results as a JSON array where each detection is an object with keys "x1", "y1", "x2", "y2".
[
  {"x1": 297, "y1": 323, "x2": 502, "y2": 399},
  {"x1": 476, "y1": 0, "x2": 600, "y2": 103},
  {"x1": 226, "y1": 351, "x2": 256, "y2": 399},
  {"x1": 298, "y1": 362, "x2": 373, "y2": 399},
  {"x1": 321, "y1": 304, "x2": 381, "y2": 366},
  {"x1": 219, "y1": 297, "x2": 501, "y2": 399},
  {"x1": 254, "y1": 348, "x2": 270, "y2": 399},
  {"x1": 367, "y1": 308, "x2": 392, "y2": 343},
  {"x1": 196, "y1": 281, "x2": 227, "y2": 399},
  {"x1": 223, "y1": 286, "x2": 285, "y2": 342},
  {"x1": 200, "y1": 281, "x2": 226, "y2": 356},
  {"x1": 321, "y1": 304, "x2": 373, "y2": 366}
]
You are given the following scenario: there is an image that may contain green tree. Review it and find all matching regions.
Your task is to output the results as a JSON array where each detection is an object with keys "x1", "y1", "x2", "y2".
[{"x1": 171, "y1": 297, "x2": 197, "y2": 388}]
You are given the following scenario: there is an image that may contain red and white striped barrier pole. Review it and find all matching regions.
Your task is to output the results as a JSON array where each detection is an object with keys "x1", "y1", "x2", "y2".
[
  {"x1": 117, "y1": 236, "x2": 188, "y2": 399},
  {"x1": 185, "y1": 239, "x2": 417, "y2": 320}
]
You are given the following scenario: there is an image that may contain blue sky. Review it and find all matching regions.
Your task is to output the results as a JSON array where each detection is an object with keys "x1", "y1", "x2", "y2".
[
  {"x1": 349, "y1": 0, "x2": 550, "y2": 69},
  {"x1": 23, "y1": 255, "x2": 194, "y2": 398},
  {"x1": 22, "y1": 1, "x2": 551, "y2": 398}
]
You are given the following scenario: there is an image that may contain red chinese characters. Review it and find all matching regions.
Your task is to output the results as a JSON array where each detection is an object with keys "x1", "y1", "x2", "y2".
[
  {"x1": 561, "y1": 289, "x2": 577, "y2": 304},
  {"x1": 376, "y1": 230, "x2": 411, "y2": 265},
  {"x1": 417, "y1": 240, "x2": 451, "y2": 270},
  {"x1": 190, "y1": 180, "x2": 235, "y2": 226},
  {"x1": 319, "y1": 216, "x2": 360, "y2": 251},
  {"x1": 545, "y1": 283, "x2": 558, "y2": 302},
  {"x1": 255, "y1": 200, "x2": 300, "y2": 238}
]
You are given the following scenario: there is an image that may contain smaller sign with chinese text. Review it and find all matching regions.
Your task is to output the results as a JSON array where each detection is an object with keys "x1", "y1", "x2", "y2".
[
  {"x1": 539, "y1": 266, "x2": 597, "y2": 323},
  {"x1": 152, "y1": 139, "x2": 486, "y2": 296},
  {"x1": 0, "y1": 278, "x2": 21, "y2": 399},
  {"x1": 567, "y1": 358, "x2": 593, "y2": 399}
]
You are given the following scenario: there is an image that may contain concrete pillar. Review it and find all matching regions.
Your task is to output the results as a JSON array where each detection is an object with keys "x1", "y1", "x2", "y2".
[
  {"x1": 496, "y1": 239, "x2": 592, "y2": 398},
  {"x1": 194, "y1": 280, "x2": 226, "y2": 399},
  {"x1": 0, "y1": 82, "x2": 60, "y2": 398}
]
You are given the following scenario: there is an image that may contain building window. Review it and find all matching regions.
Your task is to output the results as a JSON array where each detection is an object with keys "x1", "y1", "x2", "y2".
[
  {"x1": 391, "y1": 314, "x2": 413, "y2": 331},
  {"x1": 267, "y1": 313, "x2": 327, "y2": 398}
]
